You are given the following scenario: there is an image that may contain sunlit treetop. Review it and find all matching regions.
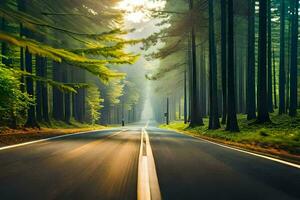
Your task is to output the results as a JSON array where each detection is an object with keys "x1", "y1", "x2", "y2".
[{"x1": 117, "y1": 0, "x2": 166, "y2": 23}]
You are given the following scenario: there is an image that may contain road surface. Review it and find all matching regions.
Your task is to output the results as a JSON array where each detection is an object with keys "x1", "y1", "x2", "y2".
[{"x1": 0, "y1": 123, "x2": 299, "y2": 200}]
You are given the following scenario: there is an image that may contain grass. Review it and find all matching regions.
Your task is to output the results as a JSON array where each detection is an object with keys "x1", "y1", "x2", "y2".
[
  {"x1": 161, "y1": 112, "x2": 300, "y2": 156},
  {"x1": 38, "y1": 119, "x2": 104, "y2": 129}
]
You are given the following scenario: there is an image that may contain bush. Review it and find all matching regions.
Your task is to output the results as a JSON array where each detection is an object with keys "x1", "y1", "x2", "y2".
[{"x1": 0, "y1": 67, "x2": 33, "y2": 127}]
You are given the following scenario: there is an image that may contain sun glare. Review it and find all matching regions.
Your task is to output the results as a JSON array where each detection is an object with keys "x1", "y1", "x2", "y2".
[{"x1": 117, "y1": 0, "x2": 166, "y2": 23}]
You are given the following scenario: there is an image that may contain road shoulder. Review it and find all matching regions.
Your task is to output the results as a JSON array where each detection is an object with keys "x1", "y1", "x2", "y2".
[{"x1": 0, "y1": 126, "x2": 107, "y2": 148}]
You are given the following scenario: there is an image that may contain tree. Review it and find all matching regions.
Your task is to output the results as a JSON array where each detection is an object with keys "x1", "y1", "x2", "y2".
[
  {"x1": 40, "y1": 57, "x2": 49, "y2": 122},
  {"x1": 226, "y1": 0, "x2": 239, "y2": 132},
  {"x1": 24, "y1": 47, "x2": 39, "y2": 127},
  {"x1": 256, "y1": 0, "x2": 271, "y2": 123},
  {"x1": 279, "y1": 0, "x2": 286, "y2": 114},
  {"x1": 267, "y1": 0, "x2": 273, "y2": 112},
  {"x1": 220, "y1": 0, "x2": 227, "y2": 124},
  {"x1": 208, "y1": 0, "x2": 220, "y2": 130},
  {"x1": 87, "y1": 85, "x2": 103, "y2": 125},
  {"x1": 272, "y1": 47, "x2": 277, "y2": 109},
  {"x1": 289, "y1": 0, "x2": 299, "y2": 117},
  {"x1": 189, "y1": 0, "x2": 204, "y2": 127},
  {"x1": 35, "y1": 56, "x2": 43, "y2": 122},
  {"x1": 63, "y1": 66, "x2": 71, "y2": 123},
  {"x1": 247, "y1": 0, "x2": 256, "y2": 120},
  {"x1": 52, "y1": 62, "x2": 64, "y2": 121},
  {"x1": 184, "y1": 69, "x2": 188, "y2": 124}
]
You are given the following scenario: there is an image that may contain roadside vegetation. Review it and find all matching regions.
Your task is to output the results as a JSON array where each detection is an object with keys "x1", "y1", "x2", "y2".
[{"x1": 161, "y1": 112, "x2": 300, "y2": 161}]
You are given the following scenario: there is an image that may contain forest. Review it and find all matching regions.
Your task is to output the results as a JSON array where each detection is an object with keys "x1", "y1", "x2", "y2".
[
  {"x1": 0, "y1": 0, "x2": 299, "y2": 155},
  {"x1": 145, "y1": 0, "x2": 300, "y2": 156},
  {"x1": 0, "y1": 0, "x2": 148, "y2": 131},
  {"x1": 148, "y1": 0, "x2": 299, "y2": 130}
]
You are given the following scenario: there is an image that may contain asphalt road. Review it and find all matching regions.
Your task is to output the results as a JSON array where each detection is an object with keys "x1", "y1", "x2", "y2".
[{"x1": 0, "y1": 124, "x2": 299, "y2": 200}]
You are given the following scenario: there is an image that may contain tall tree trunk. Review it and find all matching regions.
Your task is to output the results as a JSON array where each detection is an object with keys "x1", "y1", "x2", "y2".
[
  {"x1": 64, "y1": 66, "x2": 71, "y2": 123},
  {"x1": 202, "y1": 49, "x2": 207, "y2": 116},
  {"x1": 272, "y1": 47, "x2": 277, "y2": 109},
  {"x1": 52, "y1": 62, "x2": 65, "y2": 121},
  {"x1": 247, "y1": 0, "x2": 256, "y2": 120},
  {"x1": 208, "y1": 0, "x2": 220, "y2": 129},
  {"x1": 73, "y1": 69, "x2": 86, "y2": 123},
  {"x1": 35, "y1": 56, "x2": 43, "y2": 122},
  {"x1": 41, "y1": 57, "x2": 49, "y2": 122},
  {"x1": 220, "y1": 0, "x2": 227, "y2": 124},
  {"x1": 257, "y1": 0, "x2": 271, "y2": 123},
  {"x1": 226, "y1": 0, "x2": 239, "y2": 132},
  {"x1": 17, "y1": 0, "x2": 26, "y2": 94},
  {"x1": 286, "y1": 15, "x2": 292, "y2": 112},
  {"x1": 166, "y1": 97, "x2": 169, "y2": 125},
  {"x1": 25, "y1": 47, "x2": 39, "y2": 127},
  {"x1": 289, "y1": 0, "x2": 298, "y2": 117},
  {"x1": 187, "y1": 37, "x2": 192, "y2": 123},
  {"x1": 132, "y1": 104, "x2": 135, "y2": 122},
  {"x1": 279, "y1": 0, "x2": 286, "y2": 114},
  {"x1": 184, "y1": 69, "x2": 188, "y2": 124},
  {"x1": 189, "y1": 0, "x2": 204, "y2": 127},
  {"x1": 267, "y1": 0, "x2": 274, "y2": 112}
]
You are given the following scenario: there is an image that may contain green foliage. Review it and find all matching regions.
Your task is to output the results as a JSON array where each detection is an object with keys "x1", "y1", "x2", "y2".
[
  {"x1": 161, "y1": 112, "x2": 300, "y2": 154},
  {"x1": 86, "y1": 85, "x2": 104, "y2": 125},
  {"x1": 12, "y1": 68, "x2": 88, "y2": 93},
  {"x1": 0, "y1": 0, "x2": 143, "y2": 128},
  {"x1": 0, "y1": 67, "x2": 33, "y2": 125},
  {"x1": 0, "y1": 32, "x2": 126, "y2": 82}
]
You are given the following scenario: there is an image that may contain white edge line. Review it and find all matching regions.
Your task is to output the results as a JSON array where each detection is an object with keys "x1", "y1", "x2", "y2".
[
  {"x1": 0, "y1": 128, "x2": 119, "y2": 151},
  {"x1": 169, "y1": 129, "x2": 300, "y2": 169}
]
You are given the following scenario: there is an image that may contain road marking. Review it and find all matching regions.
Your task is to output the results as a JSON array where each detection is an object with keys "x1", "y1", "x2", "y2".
[
  {"x1": 0, "y1": 128, "x2": 120, "y2": 151},
  {"x1": 138, "y1": 127, "x2": 161, "y2": 200},
  {"x1": 144, "y1": 128, "x2": 161, "y2": 200},
  {"x1": 171, "y1": 129, "x2": 300, "y2": 169}
]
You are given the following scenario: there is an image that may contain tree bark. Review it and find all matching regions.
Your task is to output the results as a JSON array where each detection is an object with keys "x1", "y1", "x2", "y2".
[
  {"x1": 189, "y1": 0, "x2": 204, "y2": 127},
  {"x1": 257, "y1": 0, "x2": 271, "y2": 123},
  {"x1": 41, "y1": 57, "x2": 49, "y2": 122},
  {"x1": 272, "y1": 47, "x2": 277, "y2": 108},
  {"x1": 289, "y1": 0, "x2": 298, "y2": 117},
  {"x1": 52, "y1": 62, "x2": 65, "y2": 121},
  {"x1": 35, "y1": 56, "x2": 43, "y2": 122},
  {"x1": 267, "y1": 0, "x2": 274, "y2": 112},
  {"x1": 25, "y1": 47, "x2": 39, "y2": 127},
  {"x1": 279, "y1": 0, "x2": 286, "y2": 114},
  {"x1": 226, "y1": 0, "x2": 239, "y2": 132},
  {"x1": 247, "y1": 0, "x2": 256, "y2": 120},
  {"x1": 220, "y1": 0, "x2": 227, "y2": 124},
  {"x1": 184, "y1": 70, "x2": 188, "y2": 124},
  {"x1": 208, "y1": 0, "x2": 220, "y2": 129},
  {"x1": 64, "y1": 66, "x2": 71, "y2": 123}
]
